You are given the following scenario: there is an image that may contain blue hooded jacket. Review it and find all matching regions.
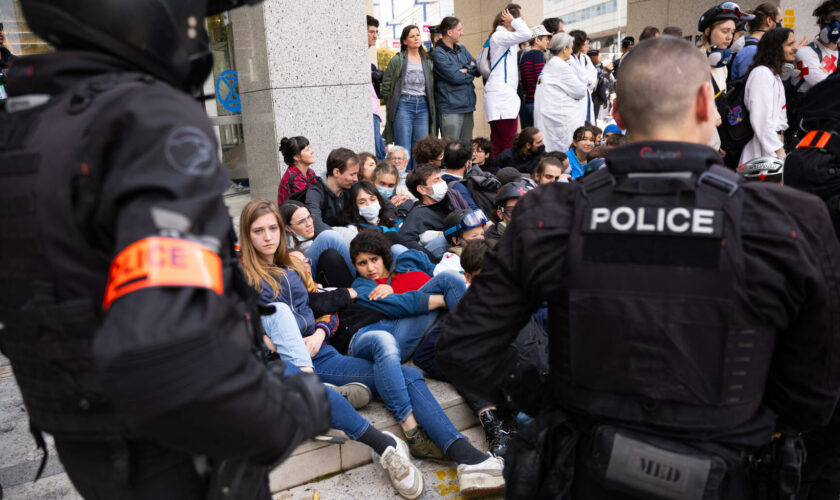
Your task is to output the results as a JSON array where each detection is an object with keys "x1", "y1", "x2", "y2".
[{"x1": 351, "y1": 250, "x2": 437, "y2": 318}]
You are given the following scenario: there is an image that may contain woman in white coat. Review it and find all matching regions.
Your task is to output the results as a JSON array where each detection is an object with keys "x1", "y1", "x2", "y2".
[
  {"x1": 567, "y1": 30, "x2": 598, "y2": 126},
  {"x1": 484, "y1": 6, "x2": 533, "y2": 157},
  {"x1": 534, "y1": 32, "x2": 588, "y2": 153},
  {"x1": 739, "y1": 27, "x2": 797, "y2": 165}
]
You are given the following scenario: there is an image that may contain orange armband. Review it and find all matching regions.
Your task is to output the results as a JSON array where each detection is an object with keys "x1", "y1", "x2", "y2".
[{"x1": 103, "y1": 237, "x2": 223, "y2": 310}]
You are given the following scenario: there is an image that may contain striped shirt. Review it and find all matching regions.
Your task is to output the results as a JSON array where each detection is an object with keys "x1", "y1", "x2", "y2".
[{"x1": 519, "y1": 49, "x2": 546, "y2": 104}]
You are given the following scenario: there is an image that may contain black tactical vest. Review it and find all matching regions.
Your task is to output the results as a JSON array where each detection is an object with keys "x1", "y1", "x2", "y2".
[
  {"x1": 0, "y1": 74, "x2": 157, "y2": 438},
  {"x1": 549, "y1": 165, "x2": 776, "y2": 433}
]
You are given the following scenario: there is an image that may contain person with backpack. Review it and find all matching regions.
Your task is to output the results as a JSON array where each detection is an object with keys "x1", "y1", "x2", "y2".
[
  {"x1": 277, "y1": 136, "x2": 319, "y2": 205},
  {"x1": 441, "y1": 139, "x2": 501, "y2": 216},
  {"x1": 740, "y1": 28, "x2": 797, "y2": 165},
  {"x1": 731, "y1": 3, "x2": 783, "y2": 81},
  {"x1": 792, "y1": 0, "x2": 839, "y2": 94},
  {"x1": 483, "y1": 4, "x2": 533, "y2": 158}
]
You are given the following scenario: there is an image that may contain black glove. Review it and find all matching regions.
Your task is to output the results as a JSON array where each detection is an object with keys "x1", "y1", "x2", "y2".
[{"x1": 280, "y1": 370, "x2": 331, "y2": 439}]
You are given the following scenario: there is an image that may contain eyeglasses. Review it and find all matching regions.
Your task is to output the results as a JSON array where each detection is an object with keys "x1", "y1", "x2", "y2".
[
  {"x1": 444, "y1": 210, "x2": 488, "y2": 237},
  {"x1": 390, "y1": 156, "x2": 408, "y2": 162},
  {"x1": 292, "y1": 215, "x2": 313, "y2": 226}
]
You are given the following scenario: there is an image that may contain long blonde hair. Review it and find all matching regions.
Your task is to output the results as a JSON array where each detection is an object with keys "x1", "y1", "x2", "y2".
[{"x1": 238, "y1": 199, "x2": 306, "y2": 299}]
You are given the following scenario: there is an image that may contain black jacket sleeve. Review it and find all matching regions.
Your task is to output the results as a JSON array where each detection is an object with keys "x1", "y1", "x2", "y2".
[
  {"x1": 436, "y1": 184, "x2": 573, "y2": 402},
  {"x1": 305, "y1": 183, "x2": 332, "y2": 236},
  {"x1": 308, "y1": 288, "x2": 352, "y2": 318},
  {"x1": 89, "y1": 84, "x2": 327, "y2": 463}
]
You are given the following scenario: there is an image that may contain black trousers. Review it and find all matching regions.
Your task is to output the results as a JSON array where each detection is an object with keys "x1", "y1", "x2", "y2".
[{"x1": 55, "y1": 438, "x2": 206, "y2": 500}]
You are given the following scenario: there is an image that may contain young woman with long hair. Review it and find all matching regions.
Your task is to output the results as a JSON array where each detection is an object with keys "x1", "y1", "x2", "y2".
[{"x1": 239, "y1": 199, "x2": 504, "y2": 497}]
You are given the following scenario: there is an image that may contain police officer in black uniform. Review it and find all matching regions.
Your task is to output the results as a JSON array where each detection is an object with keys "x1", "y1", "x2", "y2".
[
  {"x1": 0, "y1": 1, "x2": 330, "y2": 497},
  {"x1": 436, "y1": 37, "x2": 840, "y2": 499}
]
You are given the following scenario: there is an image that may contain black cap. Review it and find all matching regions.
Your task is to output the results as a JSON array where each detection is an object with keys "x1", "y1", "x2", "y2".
[{"x1": 621, "y1": 36, "x2": 635, "y2": 48}]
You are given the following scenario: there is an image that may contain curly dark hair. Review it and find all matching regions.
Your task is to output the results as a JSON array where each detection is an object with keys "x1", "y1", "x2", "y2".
[
  {"x1": 350, "y1": 230, "x2": 394, "y2": 271},
  {"x1": 814, "y1": 0, "x2": 840, "y2": 25},
  {"x1": 344, "y1": 181, "x2": 398, "y2": 228},
  {"x1": 413, "y1": 136, "x2": 444, "y2": 164},
  {"x1": 751, "y1": 27, "x2": 794, "y2": 75},
  {"x1": 472, "y1": 137, "x2": 493, "y2": 157}
]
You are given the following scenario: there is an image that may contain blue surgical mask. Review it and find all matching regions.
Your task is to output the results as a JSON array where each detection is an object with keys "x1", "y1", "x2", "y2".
[
  {"x1": 293, "y1": 232, "x2": 308, "y2": 242},
  {"x1": 819, "y1": 19, "x2": 840, "y2": 45},
  {"x1": 376, "y1": 185, "x2": 395, "y2": 199}
]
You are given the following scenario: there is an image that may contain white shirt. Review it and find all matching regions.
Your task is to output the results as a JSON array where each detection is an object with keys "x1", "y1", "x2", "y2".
[
  {"x1": 533, "y1": 56, "x2": 588, "y2": 152},
  {"x1": 567, "y1": 53, "x2": 598, "y2": 124},
  {"x1": 792, "y1": 40, "x2": 838, "y2": 93},
  {"x1": 483, "y1": 18, "x2": 533, "y2": 121},
  {"x1": 740, "y1": 65, "x2": 787, "y2": 165}
]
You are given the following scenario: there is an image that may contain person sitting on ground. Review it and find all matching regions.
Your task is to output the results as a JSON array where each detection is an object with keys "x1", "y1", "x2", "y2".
[
  {"x1": 343, "y1": 181, "x2": 407, "y2": 246},
  {"x1": 471, "y1": 137, "x2": 497, "y2": 174},
  {"x1": 566, "y1": 125, "x2": 595, "y2": 178},
  {"x1": 413, "y1": 135, "x2": 445, "y2": 167},
  {"x1": 605, "y1": 133, "x2": 629, "y2": 148},
  {"x1": 495, "y1": 166, "x2": 525, "y2": 186},
  {"x1": 485, "y1": 182, "x2": 532, "y2": 245},
  {"x1": 306, "y1": 148, "x2": 359, "y2": 235},
  {"x1": 493, "y1": 126, "x2": 546, "y2": 174},
  {"x1": 386, "y1": 145, "x2": 412, "y2": 196},
  {"x1": 441, "y1": 139, "x2": 484, "y2": 211},
  {"x1": 602, "y1": 123, "x2": 623, "y2": 140},
  {"x1": 277, "y1": 136, "x2": 319, "y2": 204},
  {"x1": 590, "y1": 125, "x2": 603, "y2": 145},
  {"x1": 358, "y1": 152, "x2": 377, "y2": 182},
  {"x1": 280, "y1": 200, "x2": 356, "y2": 288},
  {"x1": 434, "y1": 209, "x2": 488, "y2": 277},
  {"x1": 240, "y1": 201, "x2": 502, "y2": 497},
  {"x1": 399, "y1": 163, "x2": 463, "y2": 260},
  {"x1": 532, "y1": 154, "x2": 570, "y2": 185},
  {"x1": 372, "y1": 160, "x2": 414, "y2": 213}
]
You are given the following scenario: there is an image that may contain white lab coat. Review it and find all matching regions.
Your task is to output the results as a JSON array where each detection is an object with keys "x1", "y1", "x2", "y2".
[
  {"x1": 567, "y1": 52, "x2": 598, "y2": 125},
  {"x1": 740, "y1": 65, "x2": 787, "y2": 165},
  {"x1": 483, "y1": 18, "x2": 533, "y2": 121},
  {"x1": 533, "y1": 57, "x2": 588, "y2": 152}
]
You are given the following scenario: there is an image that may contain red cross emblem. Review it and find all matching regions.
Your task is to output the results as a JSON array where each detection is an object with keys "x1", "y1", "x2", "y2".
[
  {"x1": 823, "y1": 54, "x2": 837, "y2": 74},
  {"x1": 796, "y1": 60, "x2": 809, "y2": 77},
  {"x1": 517, "y1": 187, "x2": 527, "y2": 195}
]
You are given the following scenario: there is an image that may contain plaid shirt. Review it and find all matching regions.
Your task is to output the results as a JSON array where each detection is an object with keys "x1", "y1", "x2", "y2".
[{"x1": 277, "y1": 165, "x2": 319, "y2": 204}]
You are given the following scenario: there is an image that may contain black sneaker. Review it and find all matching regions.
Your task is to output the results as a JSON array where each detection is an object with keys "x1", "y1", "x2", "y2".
[{"x1": 479, "y1": 410, "x2": 513, "y2": 457}]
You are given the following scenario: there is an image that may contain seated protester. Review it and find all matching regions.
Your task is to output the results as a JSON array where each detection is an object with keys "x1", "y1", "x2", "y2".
[
  {"x1": 344, "y1": 181, "x2": 409, "y2": 248},
  {"x1": 386, "y1": 145, "x2": 413, "y2": 197},
  {"x1": 605, "y1": 132, "x2": 629, "y2": 148},
  {"x1": 485, "y1": 182, "x2": 532, "y2": 245},
  {"x1": 412, "y1": 135, "x2": 445, "y2": 167},
  {"x1": 590, "y1": 125, "x2": 603, "y2": 145},
  {"x1": 602, "y1": 123, "x2": 623, "y2": 141},
  {"x1": 349, "y1": 231, "x2": 467, "y2": 359},
  {"x1": 460, "y1": 238, "x2": 491, "y2": 286},
  {"x1": 240, "y1": 201, "x2": 503, "y2": 494},
  {"x1": 434, "y1": 209, "x2": 488, "y2": 278},
  {"x1": 305, "y1": 147, "x2": 359, "y2": 235},
  {"x1": 583, "y1": 145, "x2": 609, "y2": 176},
  {"x1": 399, "y1": 163, "x2": 467, "y2": 260},
  {"x1": 280, "y1": 200, "x2": 355, "y2": 288},
  {"x1": 493, "y1": 127, "x2": 546, "y2": 174},
  {"x1": 372, "y1": 161, "x2": 414, "y2": 217},
  {"x1": 277, "y1": 136, "x2": 319, "y2": 204},
  {"x1": 532, "y1": 154, "x2": 570, "y2": 185},
  {"x1": 441, "y1": 139, "x2": 483, "y2": 211},
  {"x1": 495, "y1": 166, "x2": 525, "y2": 186},
  {"x1": 565, "y1": 125, "x2": 595, "y2": 178},
  {"x1": 471, "y1": 137, "x2": 498, "y2": 174},
  {"x1": 358, "y1": 152, "x2": 378, "y2": 182}
]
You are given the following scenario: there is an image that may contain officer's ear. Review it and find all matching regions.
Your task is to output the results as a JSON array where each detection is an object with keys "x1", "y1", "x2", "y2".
[
  {"x1": 695, "y1": 81, "x2": 714, "y2": 125},
  {"x1": 613, "y1": 97, "x2": 627, "y2": 131}
]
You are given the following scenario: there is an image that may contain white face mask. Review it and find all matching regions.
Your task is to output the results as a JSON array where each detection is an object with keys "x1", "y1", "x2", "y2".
[
  {"x1": 358, "y1": 201, "x2": 381, "y2": 222},
  {"x1": 426, "y1": 181, "x2": 448, "y2": 202},
  {"x1": 731, "y1": 36, "x2": 746, "y2": 53}
]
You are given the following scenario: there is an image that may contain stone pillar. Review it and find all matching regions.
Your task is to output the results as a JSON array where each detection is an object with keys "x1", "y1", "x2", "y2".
[
  {"x1": 456, "y1": 0, "x2": 543, "y2": 140},
  {"x1": 231, "y1": 0, "x2": 373, "y2": 201}
]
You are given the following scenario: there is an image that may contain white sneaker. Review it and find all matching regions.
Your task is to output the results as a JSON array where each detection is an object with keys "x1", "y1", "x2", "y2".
[
  {"x1": 457, "y1": 454, "x2": 505, "y2": 498},
  {"x1": 379, "y1": 431, "x2": 424, "y2": 499}
]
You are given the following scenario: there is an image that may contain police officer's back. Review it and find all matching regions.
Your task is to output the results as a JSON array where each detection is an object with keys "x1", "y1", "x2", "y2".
[
  {"x1": 437, "y1": 37, "x2": 840, "y2": 499},
  {"x1": 0, "y1": 1, "x2": 329, "y2": 497}
]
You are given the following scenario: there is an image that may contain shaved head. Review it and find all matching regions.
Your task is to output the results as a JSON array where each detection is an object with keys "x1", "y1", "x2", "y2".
[{"x1": 615, "y1": 37, "x2": 713, "y2": 142}]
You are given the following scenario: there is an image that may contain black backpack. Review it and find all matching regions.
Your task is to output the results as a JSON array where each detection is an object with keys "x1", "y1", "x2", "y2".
[
  {"x1": 285, "y1": 172, "x2": 320, "y2": 203},
  {"x1": 784, "y1": 72, "x2": 840, "y2": 240},
  {"x1": 447, "y1": 166, "x2": 501, "y2": 217},
  {"x1": 714, "y1": 74, "x2": 753, "y2": 169}
]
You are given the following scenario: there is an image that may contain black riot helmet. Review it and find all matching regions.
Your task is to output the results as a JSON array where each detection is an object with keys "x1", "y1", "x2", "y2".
[{"x1": 19, "y1": 0, "x2": 262, "y2": 95}]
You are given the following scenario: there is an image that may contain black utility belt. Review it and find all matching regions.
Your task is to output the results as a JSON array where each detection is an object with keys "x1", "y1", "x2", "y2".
[{"x1": 587, "y1": 426, "x2": 738, "y2": 500}]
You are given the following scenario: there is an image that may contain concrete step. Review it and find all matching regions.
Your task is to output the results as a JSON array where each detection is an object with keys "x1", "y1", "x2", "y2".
[
  {"x1": 268, "y1": 375, "x2": 478, "y2": 493},
  {"x1": 273, "y1": 426, "x2": 502, "y2": 500}
]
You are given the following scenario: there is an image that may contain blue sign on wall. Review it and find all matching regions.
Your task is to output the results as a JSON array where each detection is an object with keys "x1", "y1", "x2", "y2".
[{"x1": 215, "y1": 69, "x2": 241, "y2": 113}]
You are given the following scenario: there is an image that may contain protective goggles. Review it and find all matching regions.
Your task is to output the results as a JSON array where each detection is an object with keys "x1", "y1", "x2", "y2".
[{"x1": 443, "y1": 210, "x2": 488, "y2": 237}]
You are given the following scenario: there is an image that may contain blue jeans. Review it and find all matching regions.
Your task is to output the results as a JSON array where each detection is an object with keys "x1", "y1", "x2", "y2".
[
  {"x1": 519, "y1": 101, "x2": 534, "y2": 129},
  {"x1": 356, "y1": 271, "x2": 466, "y2": 360},
  {"x1": 282, "y1": 362, "x2": 369, "y2": 440},
  {"x1": 374, "y1": 115, "x2": 386, "y2": 161},
  {"x1": 393, "y1": 94, "x2": 429, "y2": 170},
  {"x1": 424, "y1": 235, "x2": 449, "y2": 261},
  {"x1": 261, "y1": 303, "x2": 313, "y2": 369},
  {"x1": 305, "y1": 230, "x2": 355, "y2": 279},
  {"x1": 313, "y1": 344, "x2": 464, "y2": 452}
]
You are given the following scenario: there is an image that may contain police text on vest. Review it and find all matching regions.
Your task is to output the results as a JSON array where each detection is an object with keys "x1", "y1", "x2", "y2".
[{"x1": 583, "y1": 206, "x2": 724, "y2": 238}]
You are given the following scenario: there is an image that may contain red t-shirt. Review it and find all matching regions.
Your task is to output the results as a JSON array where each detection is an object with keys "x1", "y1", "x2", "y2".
[{"x1": 375, "y1": 271, "x2": 430, "y2": 294}]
